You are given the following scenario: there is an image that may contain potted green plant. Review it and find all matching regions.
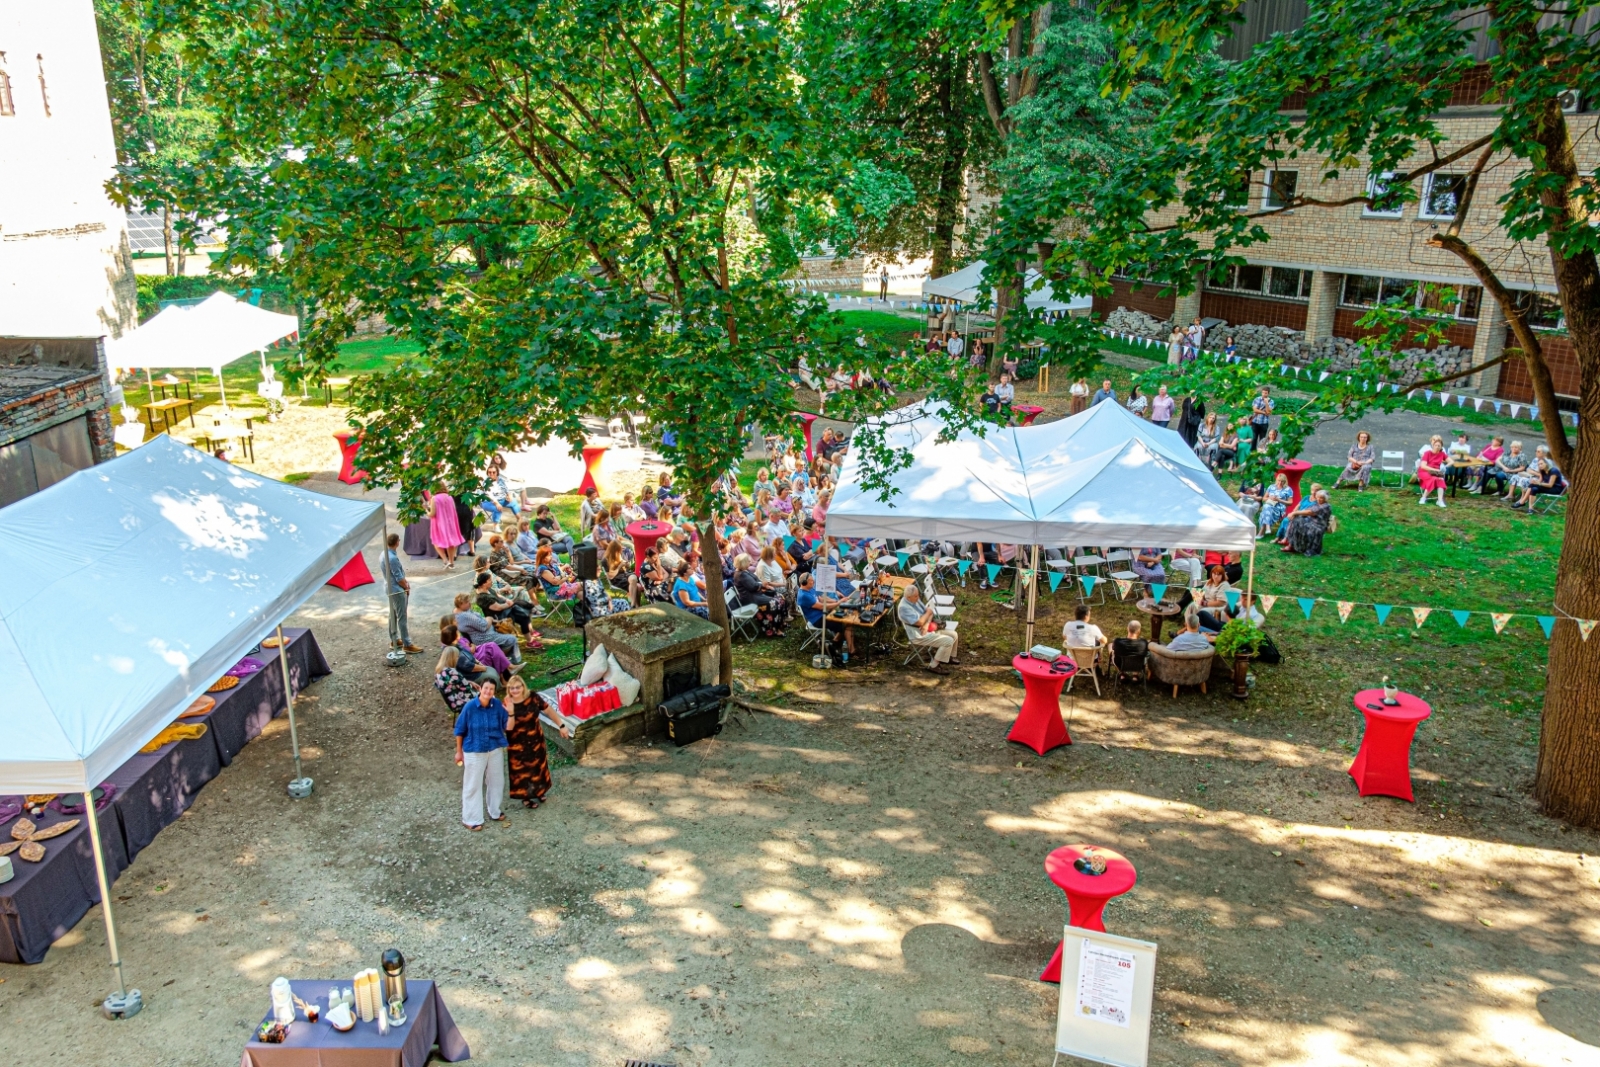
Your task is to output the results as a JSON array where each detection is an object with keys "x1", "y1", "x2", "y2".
[{"x1": 1214, "y1": 618, "x2": 1264, "y2": 700}]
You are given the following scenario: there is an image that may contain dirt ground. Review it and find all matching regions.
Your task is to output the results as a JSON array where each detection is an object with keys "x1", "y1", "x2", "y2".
[{"x1": 4, "y1": 516, "x2": 1600, "y2": 1067}]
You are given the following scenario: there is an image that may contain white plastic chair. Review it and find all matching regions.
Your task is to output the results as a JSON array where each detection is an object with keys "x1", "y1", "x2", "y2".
[
  {"x1": 725, "y1": 587, "x2": 760, "y2": 642},
  {"x1": 1379, "y1": 450, "x2": 1407, "y2": 488}
]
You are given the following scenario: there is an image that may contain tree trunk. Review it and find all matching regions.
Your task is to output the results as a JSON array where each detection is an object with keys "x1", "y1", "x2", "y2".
[
  {"x1": 163, "y1": 203, "x2": 176, "y2": 276},
  {"x1": 929, "y1": 56, "x2": 969, "y2": 280},
  {"x1": 701, "y1": 519, "x2": 734, "y2": 688}
]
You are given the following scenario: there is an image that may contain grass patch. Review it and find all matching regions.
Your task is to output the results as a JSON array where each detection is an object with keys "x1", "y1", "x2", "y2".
[{"x1": 837, "y1": 309, "x2": 921, "y2": 350}]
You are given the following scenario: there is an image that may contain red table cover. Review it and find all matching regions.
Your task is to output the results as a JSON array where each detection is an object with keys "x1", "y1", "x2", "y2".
[{"x1": 325, "y1": 552, "x2": 376, "y2": 591}]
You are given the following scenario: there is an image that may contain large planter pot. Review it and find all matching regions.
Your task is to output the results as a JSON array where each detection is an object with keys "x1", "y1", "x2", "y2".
[{"x1": 1231, "y1": 652, "x2": 1253, "y2": 700}]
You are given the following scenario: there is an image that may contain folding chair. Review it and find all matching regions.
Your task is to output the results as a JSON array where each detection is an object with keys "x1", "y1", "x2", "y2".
[
  {"x1": 901, "y1": 622, "x2": 942, "y2": 668},
  {"x1": 1064, "y1": 645, "x2": 1103, "y2": 696},
  {"x1": 1532, "y1": 487, "x2": 1568, "y2": 513},
  {"x1": 922, "y1": 573, "x2": 956, "y2": 619},
  {"x1": 726, "y1": 587, "x2": 761, "y2": 642},
  {"x1": 799, "y1": 616, "x2": 825, "y2": 652},
  {"x1": 1378, "y1": 450, "x2": 1407, "y2": 488},
  {"x1": 1072, "y1": 555, "x2": 1107, "y2": 604},
  {"x1": 540, "y1": 591, "x2": 577, "y2": 625}
]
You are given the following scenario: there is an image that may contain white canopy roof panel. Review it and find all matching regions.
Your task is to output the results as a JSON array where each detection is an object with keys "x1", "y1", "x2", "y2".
[
  {"x1": 0, "y1": 436, "x2": 382, "y2": 792},
  {"x1": 104, "y1": 291, "x2": 300, "y2": 372},
  {"x1": 920, "y1": 260, "x2": 1092, "y2": 313},
  {"x1": 827, "y1": 400, "x2": 1255, "y2": 551}
]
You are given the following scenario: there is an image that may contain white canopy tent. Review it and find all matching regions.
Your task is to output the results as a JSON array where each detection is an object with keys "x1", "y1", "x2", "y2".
[
  {"x1": 921, "y1": 260, "x2": 1093, "y2": 314},
  {"x1": 104, "y1": 292, "x2": 300, "y2": 410},
  {"x1": 827, "y1": 400, "x2": 1257, "y2": 649},
  {"x1": 828, "y1": 400, "x2": 1255, "y2": 550},
  {"x1": 0, "y1": 435, "x2": 381, "y2": 1013}
]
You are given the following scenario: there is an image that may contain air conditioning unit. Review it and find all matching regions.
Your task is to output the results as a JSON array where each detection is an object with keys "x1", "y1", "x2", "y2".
[{"x1": 1558, "y1": 88, "x2": 1581, "y2": 114}]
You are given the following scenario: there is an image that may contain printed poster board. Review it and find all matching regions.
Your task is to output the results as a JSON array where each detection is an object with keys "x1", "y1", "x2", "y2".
[
  {"x1": 1054, "y1": 928, "x2": 1158, "y2": 1067},
  {"x1": 814, "y1": 563, "x2": 838, "y2": 596}
]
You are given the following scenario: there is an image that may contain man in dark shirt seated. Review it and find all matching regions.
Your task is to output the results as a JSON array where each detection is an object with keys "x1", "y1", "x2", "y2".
[
  {"x1": 795, "y1": 572, "x2": 854, "y2": 661},
  {"x1": 531, "y1": 504, "x2": 575, "y2": 556},
  {"x1": 1111, "y1": 619, "x2": 1149, "y2": 681}
]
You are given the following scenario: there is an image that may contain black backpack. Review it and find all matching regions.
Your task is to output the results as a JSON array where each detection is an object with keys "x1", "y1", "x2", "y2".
[{"x1": 1256, "y1": 634, "x2": 1282, "y2": 664}]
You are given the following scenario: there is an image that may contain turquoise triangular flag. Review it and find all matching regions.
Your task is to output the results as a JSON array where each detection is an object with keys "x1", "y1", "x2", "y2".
[
  {"x1": 1224, "y1": 589, "x2": 1240, "y2": 611},
  {"x1": 1298, "y1": 597, "x2": 1315, "y2": 619},
  {"x1": 1080, "y1": 575, "x2": 1098, "y2": 595},
  {"x1": 896, "y1": 550, "x2": 910, "y2": 569},
  {"x1": 1375, "y1": 604, "x2": 1393, "y2": 625},
  {"x1": 783, "y1": 536, "x2": 795, "y2": 549},
  {"x1": 1452, "y1": 610, "x2": 1471, "y2": 628},
  {"x1": 1538, "y1": 615, "x2": 1555, "y2": 639},
  {"x1": 958, "y1": 560, "x2": 972, "y2": 575},
  {"x1": 1149, "y1": 583, "x2": 1167, "y2": 601},
  {"x1": 1047, "y1": 571, "x2": 1064, "y2": 592},
  {"x1": 986, "y1": 563, "x2": 1001, "y2": 584}
]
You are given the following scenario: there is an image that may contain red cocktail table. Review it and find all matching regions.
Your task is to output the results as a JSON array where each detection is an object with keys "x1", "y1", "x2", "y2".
[
  {"x1": 1013, "y1": 404, "x2": 1044, "y2": 426},
  {"x1": 579, "y1": 444, "x2": 608, "y2": 495},
  {"x1": 795, "y1": 412, "x2": 821, "y2": 462},
  {"x1": 332, "y1": 429, "x2": 366, "y2": 485},
  {"x1": 1349, "y1": 689, "x2": 1432, "y2": 802},
  {"x1": 625, "y1": 519, "x2": 671, "y2": 574},
  {"x1": 1277, "y1": 458, "x2": 1313, "y2": 508},
  {"x1": 1040, "y1": 844, "x2": 1137, "y2": 982},
  {"x1": 1008, "y1": 653, "x2": 1076, "y2": 755}
]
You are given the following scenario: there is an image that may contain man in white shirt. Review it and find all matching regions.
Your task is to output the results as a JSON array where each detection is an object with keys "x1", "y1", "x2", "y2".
[
  {"x1": 1165, "y1": 614, "x2": 1214, "y2": 653},
  {"x1": 1063, "y1": 605, "x2": 1107, "y2": 650},
  {"x1": 946, "y1": 333, "x2": 965, "y2": 358},
  {"x1": 899, "y1": 584, "x2": 957, "y2": 672}
]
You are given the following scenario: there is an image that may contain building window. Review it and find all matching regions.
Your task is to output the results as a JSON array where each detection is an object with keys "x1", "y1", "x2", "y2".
[
  {"x1": 1420, "y1": 173, "x2": 1467, "y2": 219},
  {"x1": 1510, "y1": 290, "x2": 1565, "y2": 331},
  {"x1": 1363, "y1": 171, "x2": 1406, "y2": 218},
  {"x1": 1263, "y1": 169, "x2": 1298, "y2": 209},
  {"x1": 1210, "y1": 263, "x2": 1310, "y2": 300},
  {"x1": 1341, "y1": 274, "x2": 1482, "y2": 319},
  {"x1": 35, "y1": 54, "x2": 49, "y2": 117}
]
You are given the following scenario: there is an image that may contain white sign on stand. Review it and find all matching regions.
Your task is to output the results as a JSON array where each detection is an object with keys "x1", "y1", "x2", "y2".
[
  {"x1": 814, "y1": 564, "x2": 838, "y2": 596},
  {"x1": 1054, "y1": 929, "x2": 1158, "y2": 1067}
]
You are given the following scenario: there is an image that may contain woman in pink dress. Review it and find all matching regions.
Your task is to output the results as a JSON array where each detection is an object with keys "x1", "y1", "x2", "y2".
[
  {"x1": 1416, "y1": 435, "x2": 1449, "y2": 508},
  {"x1": 427, "y1": 484, "x2": 466, "y2": 567}
]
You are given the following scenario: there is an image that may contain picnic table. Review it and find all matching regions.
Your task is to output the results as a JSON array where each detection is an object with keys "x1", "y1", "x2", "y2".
[
  {"x1": 203, "y1": 418, "x2": 256, "y2": 462},
  {"x1": 142, "y1": 396, "x2": 197, "y2": 433}
]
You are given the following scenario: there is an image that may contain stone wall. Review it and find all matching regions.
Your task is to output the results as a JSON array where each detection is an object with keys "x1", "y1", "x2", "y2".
[
  {"x1": 0, "y1": 369, "x2": 113, "y2": 461},
  {"x1": 1101, "y1": 306, "x2": 1476, "y2": 386}
]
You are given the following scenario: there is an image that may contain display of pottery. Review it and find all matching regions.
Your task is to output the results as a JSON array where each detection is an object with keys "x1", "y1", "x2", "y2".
[
  {"x1": 181, "y1": 696, "x2": 216, "y2": 719},
  {"x1": 207, "y1": 675, "x2": 241, "y2": 693},
  {"x1": 18, "y1": 841, "x2": 44, "y2": 863},
  {"x1": 261, "y1": 635, "x2": 284, "y2": 649}
]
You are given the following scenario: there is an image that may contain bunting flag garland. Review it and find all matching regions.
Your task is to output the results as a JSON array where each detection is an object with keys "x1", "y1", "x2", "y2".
[
  {"x1": 1474, "y1": 399, "x2": 1485, "y2": 411},
  {"x1": 1391, "y1": 384, "x2": 1401, "y2": 394},
  {"x1": 1224, "y1": 589, "x2": 1241, "y2": 611},
  {"x1": 1150, "y1": 583, "x2": 1169, "y2": 602},
  {"x1": 1493, "y1": 401, "x2": 1503, "y2": 414},
  {"x1": 1452, "y1": 609, "x2": 1471, "y2": 628},
  {"x1": 783, "y1": 536, "x2": 796, "y2": 550},
  {"x1": 1299, "y1": 597, "x2": 1316, "y2": 619},
  {"x1": 1412, "y1": 606, "x2": 1432, "y2": 628},
  {"x1": 1491, "y1": 612, "x2": 1513, "y2": 634},
  {"x1": 1319, "y1": 371, "x2": 1331, "y2": 382},
  {"x1": 1580, "y1": 619, "x2": 1597, "y2": 642},
  {"x1": 1019, "y1": 569, "x2": 1034, "y2": 586},
  {"x1": 1457, "y1": 395, "x2": 1469, "y2": 407},
  {"x1": 1440, "y1": 392, "x2": 1451, "y2": 405},
  {"x1": 986, "y1": 563, "x2": 1001, "y2": 584},
  {"x1": 1047, "y1": 570, "x2": 1065, "y2": 592},
  {"x1": 1337, "y1": 601, "x2": 1355, "y2": 623},
  {"x1": 1115, "y1": 578, "x2": 1134, "y2": 599},
  {"x1": 1425, "y1": 390, "x2": 1434, "y2": 402},
  {"x1": 895, "y1": 550, "x2": 910, "y2": 570},
  {"x1": 957, "y1": 559, "x2": 972, "y2": 576},
  {"x1": 1538, "y1": 616, "x2": 1556, "y2": 639},
  {"x1": 1374, "y1": 603, "x2": 1393, "y2": 625},
  {"x1": 1510, "y1": 404, "x2": 1522, "y2": 419},
  {"x1": 1259, "y1": 594, "x2": 1277, "y2": 616},
  {"x1": 1081, "y1": 575, "x2": 1099, "y2": 595}
]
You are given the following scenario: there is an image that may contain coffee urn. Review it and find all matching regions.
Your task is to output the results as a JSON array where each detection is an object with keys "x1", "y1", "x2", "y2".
[{"x1": 381, "y1": 948, "x2": 408, "y2": 1004}]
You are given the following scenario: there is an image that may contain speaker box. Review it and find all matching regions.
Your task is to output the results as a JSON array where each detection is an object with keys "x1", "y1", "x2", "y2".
[{"x1": 572, "y1": 542, "x2": 598, "y2": 579}]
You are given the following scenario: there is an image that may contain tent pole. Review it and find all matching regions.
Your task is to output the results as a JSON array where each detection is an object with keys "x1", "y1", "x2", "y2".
[
  {"x1": 1025, "y1": 544, "x2": 1040, "y2": 649},
  {"x1": 1245, "y1": 549, "x2": 1256, "y2": 618},
  {"x1": 279, "y1": 624, "x2": 313, "y2": 798},
  {"x1": 85, "y1": 797, "x2": 141, "y2": 1017}
]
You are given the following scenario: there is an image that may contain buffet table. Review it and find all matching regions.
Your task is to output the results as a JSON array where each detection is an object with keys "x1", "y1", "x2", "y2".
[{"x1": 0, "y1": 629, "x2": 329, "y2": 964}]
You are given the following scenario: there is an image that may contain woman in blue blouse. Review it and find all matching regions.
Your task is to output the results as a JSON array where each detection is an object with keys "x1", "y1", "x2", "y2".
[
  {"x1": 1258, "y1": 473, "x2": 1294, "y2": 537},
  {"x1": 671, "y1": 561, "x2": 711, "y2": 619}
]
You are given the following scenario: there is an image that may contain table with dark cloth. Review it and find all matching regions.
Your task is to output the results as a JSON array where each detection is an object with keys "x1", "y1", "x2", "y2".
[
  {"x1": 403, "y1": 519, "x2": 433, "y2": 560},
  {"x1": 241, "y1": 980, "x2": 470, "y2": 1067},
  {"x1": 0, "y1": 629, "x2": 329, "y2": 965}
]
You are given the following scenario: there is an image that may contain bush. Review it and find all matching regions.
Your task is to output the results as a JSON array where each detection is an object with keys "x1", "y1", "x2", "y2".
[
  {"x1": 134, "y1": 274, "x2": 223, "y2": 321},
  {"x1": 1214, "y1": 618, "x2": 1264, "y2": 659}
]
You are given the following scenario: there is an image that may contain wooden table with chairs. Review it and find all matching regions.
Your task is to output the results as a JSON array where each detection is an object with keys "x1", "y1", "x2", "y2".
[
  {"x1": 202, "y1": 417, "x2": 257, "y2": 462},
  {"x1": 1135, "y1": 597, "x2": 1182, "y2": 643}
]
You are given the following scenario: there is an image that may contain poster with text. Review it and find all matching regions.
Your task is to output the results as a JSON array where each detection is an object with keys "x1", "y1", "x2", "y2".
[{"x1": 1055, "y1": 930, "x2": 1157, "y2": 1067}]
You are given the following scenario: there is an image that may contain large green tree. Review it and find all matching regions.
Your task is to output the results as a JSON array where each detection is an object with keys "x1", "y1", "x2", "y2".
[
  {"x1": 154, "y1": 0, "x2": 987, "y2": 682},
  {"x1": 95, "y1": 0, "x2": 216, "y2": 275},
  {"x1": 796, "y1": 0, "x2": 996, "y2": 277},
  {"x1": 1039, "y1": 0, "x2": 1600, "y2": 825}
]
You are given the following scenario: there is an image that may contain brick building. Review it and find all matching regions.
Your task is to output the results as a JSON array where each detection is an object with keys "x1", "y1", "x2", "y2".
[
  {"x1": 0, "y1": 1, "x2": 136, "y2": 506},
  {"x1": 1085, "y1": 4, "x2": 1599, "y2": 404}
]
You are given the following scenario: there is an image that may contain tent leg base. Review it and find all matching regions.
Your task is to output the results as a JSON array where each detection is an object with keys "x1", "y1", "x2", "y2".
[
  {"x1": 102, "y1": 989, "x2": 142, "y2": 1020},
  {"x1": 287, "y1": 777, "x2": 314, "y2": 799}
]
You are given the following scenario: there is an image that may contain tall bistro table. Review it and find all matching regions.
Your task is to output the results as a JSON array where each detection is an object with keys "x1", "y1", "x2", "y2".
[
  {"x1": 794, "y1": 411, "x2": 821, "y2": 462},
  {"x1": 1349, "y1": 689, "x2": 1432, "y2": 802},
  {"x1": 625, "y1": 519, "x2": 671, "y2": 574},
  {"x1": 578, "y1": 444, "x2": 608, "y2": 495},
  {"x1": 1039, "y1": 844, "x2": 1138, "y2": 983},
  {"x1": 1277, "y1": 458, "x2": 1313, "y2": 508},
  {"x1": 1008, "y1": 653, "x2": 1076, "y2": 755}
]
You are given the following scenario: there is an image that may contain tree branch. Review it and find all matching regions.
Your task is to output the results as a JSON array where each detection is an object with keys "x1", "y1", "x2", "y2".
[{"x1": 976, "y1": 52, "x2": 1008, "y2": 139}]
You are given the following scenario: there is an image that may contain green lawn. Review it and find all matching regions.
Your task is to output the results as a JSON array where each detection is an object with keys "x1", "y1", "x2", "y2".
[{"x1": 837, "y1": 308, "x2": 922, "y2": 350}]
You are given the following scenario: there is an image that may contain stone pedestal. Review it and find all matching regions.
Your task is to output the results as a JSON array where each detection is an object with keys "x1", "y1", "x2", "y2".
[
  {"x1": 1468, "y1": 296, "x2": 1508, "y2": 394},
  {"x1": 544, "y1": 605, "x2": 724, "y2": 760},
  {"x1": 1172, "y1": 267, "x2": 1205, "y2": 326}
]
